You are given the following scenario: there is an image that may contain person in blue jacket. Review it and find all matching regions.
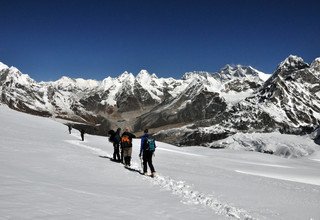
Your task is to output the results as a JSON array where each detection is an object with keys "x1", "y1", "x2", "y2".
[{"x1": 139, "y1": 129, "x2": 156, "y2": 177}]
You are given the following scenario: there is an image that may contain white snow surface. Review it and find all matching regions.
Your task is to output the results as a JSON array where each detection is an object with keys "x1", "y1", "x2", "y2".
[
  {"x1": 1, "y1": 106, "x2": 320, "y2": 219},
  {"x1": 51, "y1": 76, "x2": 100, "y2": 90},
  {"x1": 214, "y1": 132, "x2": 320, "y2": 158},
  {"x1": 257, "y1": 71, "x2": 271, "y2": 81},
  {"x1": 0, "y1": 62, "x2": 9, "y2": 71},
  {"x1": 221, "y1": 90, "x2": 255, "y2": 105}
]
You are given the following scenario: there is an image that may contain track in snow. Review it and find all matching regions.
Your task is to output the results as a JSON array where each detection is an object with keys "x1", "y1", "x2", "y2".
[{"x1": 65, "y1": 139, "x2": 254, "y2": 219}]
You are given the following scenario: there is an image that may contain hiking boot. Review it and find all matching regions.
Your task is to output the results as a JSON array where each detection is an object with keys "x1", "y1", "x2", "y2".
[{"x1": 151, "y1": 172, "x2": 156, "y2": 177}]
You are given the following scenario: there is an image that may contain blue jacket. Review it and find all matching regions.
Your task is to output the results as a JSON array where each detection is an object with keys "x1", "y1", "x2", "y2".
[
  {"x1": 140, "y1": 133, "x2": 157, "y2": 155},
  {"x1": 140, "y1": 133, "x2": 148, "y2": 154}
]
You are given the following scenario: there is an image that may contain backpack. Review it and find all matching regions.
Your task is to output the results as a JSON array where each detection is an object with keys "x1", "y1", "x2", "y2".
[
  {"x1": 114, "y1": 134, "x2": 120, "y2": 143},
  {"x1": 146, "y1": 138, "x2": 156, "y2": 152},
  {"x1": 108, "y1": 130, "x2": 115, "y2": 143},
  {"x1": 121, "y1": 135, "x2": 131, "y2": 148}
]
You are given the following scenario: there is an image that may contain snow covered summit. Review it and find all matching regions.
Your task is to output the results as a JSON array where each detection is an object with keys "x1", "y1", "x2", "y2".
[
  {"x1": 277, "y1": 55, "x2": 309, "y2": 72},
  {"x1": 0, "y1": 61, "x2": 9, "y2": 70}
]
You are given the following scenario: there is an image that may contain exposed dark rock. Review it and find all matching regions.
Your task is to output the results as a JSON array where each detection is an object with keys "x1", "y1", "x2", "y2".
[{"x1": 1, "y1": 55, "x2": 320, "y2": 147}]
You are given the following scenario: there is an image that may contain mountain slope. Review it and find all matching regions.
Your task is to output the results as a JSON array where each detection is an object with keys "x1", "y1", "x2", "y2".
[
  {"x1": 1, "y1": 105, "x2": 320, "y2": 219},
  {"x1": 135, "y1": 65, "x2": 267, "y2": 132},
  {"x1": 1, "y1": 56, "x2": 320, "y2": 147},
  {"x1": 154, "y1": 56, "x2": 320, "y2": 146},
  {"x1": 0, "y1": 62, "x2": 269, "y2": 134},
  {"x1": 258, "y1": 55, "x2": 320, "y2": 127}
]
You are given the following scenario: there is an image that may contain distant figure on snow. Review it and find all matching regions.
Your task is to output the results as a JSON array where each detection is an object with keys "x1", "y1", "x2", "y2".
[
  {"x1": 121, "y1": 127, "x2": 136, "y2": 167},
  {"x1": 80, "y1": 129, "x2": 85, "y2": 141},
  {"x1": 68, "y1": 124, "x2": 72, "y2": 134},
  {"x1": 139, "y1": 129, "x2": 156, "y2": 177},
  {"x1": 110, "y1": 128, "x2": 121, "y2": 162},
  {"x1": 109, "y1": 129, "x2": 120, "y2": 162}
]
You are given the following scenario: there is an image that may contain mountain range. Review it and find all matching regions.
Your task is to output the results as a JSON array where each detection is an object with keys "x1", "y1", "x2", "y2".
[{"x1": 1, "y1": 55, "x2": 319, "y2": 147}]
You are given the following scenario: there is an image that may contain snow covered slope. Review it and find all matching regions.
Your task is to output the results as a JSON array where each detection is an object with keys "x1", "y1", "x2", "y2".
[
  {"x1": 154, "y1": 55, "x2": 320, "y2": 146},
  {"x1": 1, "y1": 105, "x2": 320, "y2": 219},
  {"x1": 257, "y1": 55, "x2": 320, "y2": 126},
  {"x1": 134, "y1": 65, "x2": 267, "y2": 130}
]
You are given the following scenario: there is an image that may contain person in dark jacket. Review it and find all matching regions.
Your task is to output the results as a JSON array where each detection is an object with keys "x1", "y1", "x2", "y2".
[
  {"x1": 121, "y1": 127, "x2": 136, "y2": 167},
  {"x1": 139, "y1": 129, "x2": 156, "y2": 177},
  {"x1": 113, "y1": 128, "x2": 121, "y2": 162},
  {"x1": 80, "y1": 129, "x2": 85, "y2": 141}
]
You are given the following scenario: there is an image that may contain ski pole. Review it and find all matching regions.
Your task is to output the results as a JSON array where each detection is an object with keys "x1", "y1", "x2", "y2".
[{"x1": 140, "y1": 155, "x2": 143, "y2": 173}]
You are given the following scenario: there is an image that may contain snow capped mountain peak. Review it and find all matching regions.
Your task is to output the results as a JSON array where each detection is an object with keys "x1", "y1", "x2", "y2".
[
  {"x1": 221, "y1": 64, "x2": 247, "y2": 73},
  {"x1": 248, "y1": 66, "x2": 271, "y2": 81},
  {"x1": 182, "y1": 71, "x2": 213, "y2": 80},
  {"x1": 221, "y1": 64, "x2": 252, "y2": 72},
  {"x1": 51, "y1": 76, "x2": 99, "y2": 90},
  {"x1": 53, "y1": 76, "x2": 75, "y2": 87},
  {"x1": 100, "y1": 76, "x2": 115, "y2": 91},
  {"x1": 8, "y1": 66, "x2": 21, "y2": 74},
  {"x1": 151, "y1": 73, "x2": 158, "y2": 79},
  {"x1": 277, "y1": 55, "x2": 309, "y2": 71},
  {"x1": 57, "y1": 76, "x2": 73, "y2": 82},
  {"x1": 1, "y1": 56, "x2": 318, "y2": 139},
  {"x1": 137, "y1": 69, "x2": 149, "y2": 75},
  {"x1": 310, "y1": 57, "x2": 320, "y2": 72},
  {"x1": 217, "y1": 64, "x2": 265, "y2": 82},
  {"x1": 222, "y1": 64, "x2": 234, "y2": 71},
  {"x1": 0, "y1": 62, "x2": 9, "y2": 71},
  {"x1": 74, "y1": 78, "x2": 99, "y2": 88},
  {"x1": 119, "y1": 71, "x2": 130, "y2": 76},
  {"x1": 182, "y1": 72, "x2": 194, "y2": 80},
  {"x1": 136, "y1": 69, "x2": 151, "y2": 80},
  {"x1": 136, "y1": 69, "x2": 159, "y2": 81},
  {"x1": 313, "y1": 57, "x2": 320, "y2": 63},
  {"x1": 118, "y1": 71, "x2": 135, "y2": 82},
  {"x1": 280, "y1": 55, "x2": 304, "y2": 64},
  {"x1": 2, "y1": 65, "x2": 35, "y2": 86}
]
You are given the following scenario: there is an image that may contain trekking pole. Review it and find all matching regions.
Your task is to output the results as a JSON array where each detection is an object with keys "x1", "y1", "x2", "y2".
[{"x1": 140, "y1": 155, "x2": 144, "y2": 174}]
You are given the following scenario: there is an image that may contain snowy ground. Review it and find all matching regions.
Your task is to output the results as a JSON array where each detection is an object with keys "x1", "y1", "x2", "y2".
[
  {"x1": 211, "y1": 132, "x2": 320, "y2": 158},
  {"x1": 0, "y1": 105, "x2": 320, "y2": 220}
]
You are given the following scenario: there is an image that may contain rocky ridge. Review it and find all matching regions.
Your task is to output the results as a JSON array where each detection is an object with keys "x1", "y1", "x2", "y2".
[{"x1": 0, "y1": 55, "x2": 319, "y2": 146}]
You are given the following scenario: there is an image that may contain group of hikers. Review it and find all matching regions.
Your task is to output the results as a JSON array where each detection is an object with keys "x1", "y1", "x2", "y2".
[
  {"x1": 67, "y1": 124, "x2": 157, "y2": 177},
  {"x1": 108, "y1": 127, "x2": 156, "y2": 177}
]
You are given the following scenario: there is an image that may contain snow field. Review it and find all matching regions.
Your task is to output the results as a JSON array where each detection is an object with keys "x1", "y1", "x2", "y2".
[
  {"x1": 1, "y1": 105, "x2": 320, "y2": 219},
  {"x1": 67, "y1": 137, "x2": 253, "y2": 219}
]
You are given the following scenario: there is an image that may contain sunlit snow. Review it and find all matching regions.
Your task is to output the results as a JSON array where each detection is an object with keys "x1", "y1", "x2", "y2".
[{"x1": 1, "y1": 105, "x2": 320, "y2": 219}]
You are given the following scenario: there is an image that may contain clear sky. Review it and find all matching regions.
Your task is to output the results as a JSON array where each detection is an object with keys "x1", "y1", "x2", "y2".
[{"x1": 0, "y1": 0, "x2": 319, "y2": 81}]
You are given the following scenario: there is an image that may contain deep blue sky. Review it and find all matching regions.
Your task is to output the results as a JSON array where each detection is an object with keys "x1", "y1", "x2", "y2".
[{"x1": 0, "y1": 0, "x2": 319, "y2": 81}]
